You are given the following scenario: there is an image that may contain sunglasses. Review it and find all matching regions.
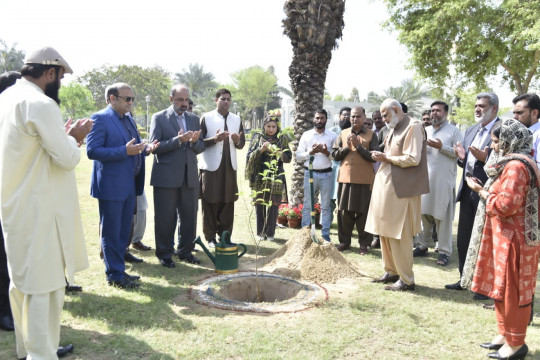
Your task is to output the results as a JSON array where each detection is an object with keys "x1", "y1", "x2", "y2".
[{"x1": 116, "y1": 95, "x2": 135, "y2": 103}]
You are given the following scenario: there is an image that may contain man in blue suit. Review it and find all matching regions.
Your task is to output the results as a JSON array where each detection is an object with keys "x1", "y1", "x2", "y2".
[
  {"x1": 87, "y1": 83, "x2": 159, "y2": 288},
  {"x1": 445, "y1": 92, "x2": 500, "y2": 293},
  {"x1": 150, "y1": 84, "x2": 205, "y2": 268}
]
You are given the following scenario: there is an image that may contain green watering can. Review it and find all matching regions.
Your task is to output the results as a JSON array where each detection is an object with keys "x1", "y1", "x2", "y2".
[{"x1": 193, "y1": 231, "x2": 247, "y2": 274}]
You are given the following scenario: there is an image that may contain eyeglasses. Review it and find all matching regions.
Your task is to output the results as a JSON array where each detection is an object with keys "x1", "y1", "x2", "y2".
[{"x1": 116, "y1": 95, "x2": 135, "y2": 103}]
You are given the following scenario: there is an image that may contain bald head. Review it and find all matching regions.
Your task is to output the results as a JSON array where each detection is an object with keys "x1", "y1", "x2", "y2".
[{"x1": 170, "y1": 84, "x2": 190, "y2": 115}]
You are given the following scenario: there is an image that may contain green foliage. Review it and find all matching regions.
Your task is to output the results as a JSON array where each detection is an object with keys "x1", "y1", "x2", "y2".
[
  {"x1": 348, "y1": 87, "x2": 360, "y2": 102},
  {"x1": 368, "y1": 78, "x2": 430, "y2": 117},
  {"x1": 0, "y1": 39, "x2": 24, "y2": 73},
  {"x1": 59, "y1": 82, "x2": 96, "y2": 119},
  {"x1": 281, "y1": 126, "x2": 295, "y2": 142},
  {"x1": 174, "y1": 63, "x2": 217, "y2": 97},
  {"x1": 383, "y1": 0, "x2": 540, "y2": 94},
  {"x1": 77, "y1": 65, "x2": 172, "y2": 117},
  {"x1": 229, "y1": 65, "x2": 278, "y2": 124},
  {"x1": 333, "y1": 94, "x2": 346, "y2": 102}
]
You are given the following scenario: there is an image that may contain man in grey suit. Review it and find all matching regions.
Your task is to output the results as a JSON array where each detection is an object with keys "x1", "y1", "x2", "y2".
[
  {"x1": 150, "y1": 85, "x2": 205, "y2": 268},
  {"x1": 445, "y1": 92, "x2": 500, "y2": 293}
]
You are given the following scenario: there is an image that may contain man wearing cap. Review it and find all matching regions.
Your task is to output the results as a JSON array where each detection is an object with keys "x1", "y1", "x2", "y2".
[
  {"x1": 0, "y1": 47, "x2": 92, "y2": 359},
  {"x1": 87, "y1": 83, "x2": 159, "y2": 289}
]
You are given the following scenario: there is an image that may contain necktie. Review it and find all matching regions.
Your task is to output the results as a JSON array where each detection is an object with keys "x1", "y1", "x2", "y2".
[
  {"x1": 178, "y1": 114, "x2": 185, "y2": 132},
  {"x1": 467, "y1": 126, "x2": 486, "y2": 167}
]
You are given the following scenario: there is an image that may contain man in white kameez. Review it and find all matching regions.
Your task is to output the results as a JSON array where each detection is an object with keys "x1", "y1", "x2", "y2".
[
  {"x1": 413, "y1": 101, "x2": 462, "y2": 266},
  {"x1": 0, "y1": 47, "x2": 92, "y2": 359},
  {"x1": 365, "y1": 98, "x2": 429, "y2": 291}
]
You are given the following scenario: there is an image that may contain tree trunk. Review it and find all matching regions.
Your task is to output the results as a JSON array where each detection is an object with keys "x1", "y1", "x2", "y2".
[{"x1": 283, "y1": 0, "x2": 345, "y2": 204}]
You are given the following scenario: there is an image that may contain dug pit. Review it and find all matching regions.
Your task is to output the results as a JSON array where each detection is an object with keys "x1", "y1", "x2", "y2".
[{"x1": 191, "y1": 272, "x2": 327, "y2": 313}]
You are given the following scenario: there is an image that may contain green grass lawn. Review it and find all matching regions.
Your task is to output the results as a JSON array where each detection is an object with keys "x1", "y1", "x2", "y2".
[{"x1": 1, "y1": 146, "x2": 539, "y2": 360}]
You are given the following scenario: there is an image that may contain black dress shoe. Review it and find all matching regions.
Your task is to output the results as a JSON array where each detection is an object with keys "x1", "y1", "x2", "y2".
[
  {"x1": 445, "y1": 281, "x2": 464, "y2": 290},
  {"x1": 132, "y1": 241, "x2": 152, "y2": 251},
  {"x1": 66, "y1": 284, "x2": 83, "y2": 292},
  {"x1": 336, "y1": 243, "x2": 350, "y2": 252},
  {"x1": 178, "y1": 254, "x2": 201, "y2": 264},
  {"x1": 160, "y1": 258, "x2": 175, "y2": 268},
  {"x1": 0, "y1": 314, "x2": 14, "y2": 331},
  {"x1": 124, "y1": 272, "x2": 140, "y2": 281},
  {"x1": 473, "y1": 292, "x2": 491, "y2": 301},
  {"x1": 481, "y1": 342, "x2": 504, "y2": 350},
  {"x1": 413, "y1": 247, "x2": 428, "y2": 257},
  {"x1": 372, "y1": 273, "x2": 400, "y2": 284},
  {"x1": 384, "y1": 279, "x2": 415, "y2": 291},
  {"x1": 124, "y1": 252, "x2": 144, "y2": 263},
  {"x1": 57, "y1": 343, "x2": 74, "y2": 357},
  {"x1": 108, "y1": 278, "x2": 140, "y2": 289},
  {"x1": 488, "y1": 344, "x2": 528, "y2": 359}
]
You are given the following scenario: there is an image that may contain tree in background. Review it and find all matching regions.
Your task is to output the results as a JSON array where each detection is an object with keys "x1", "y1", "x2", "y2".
[
  {"x1": 174, "y1": 63, "x2": 217, "y2": 98},
  {"x1": 367, "y1": 78, "x2": 430, "y2": 117},
  {"x1": 347, "y1": 87, "x2": 360, "y2": 102},
  {"x1": 0, "y1": 40, "x2": 24, "y2": 73},
  {"x1": 383, "y1": 0, "x2": 540, "y2": 95},
  {"x1": 78, "y1": 65, "x2": 172, "y2": 126},
  {"x1": 283, "y1": 0, "x2": 345, "y2": 203},
  {"x1": 230, "y1": 65, "x2": 278, "y2": 129},
  {"x1": 59, "y1": 82, "x2": 96, "y2": 120}
]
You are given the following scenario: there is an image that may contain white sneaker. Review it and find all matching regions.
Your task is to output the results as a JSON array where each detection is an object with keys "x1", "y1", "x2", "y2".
[
  {"x1": 257, "y1": 235, "x2": 265, "y2": 241},
  {"x1": 267, "y1": 237, "x2": 274, "y2": 242},
  {"x1": 208, "y1": 241, "x2": 216, "y2": 248}
]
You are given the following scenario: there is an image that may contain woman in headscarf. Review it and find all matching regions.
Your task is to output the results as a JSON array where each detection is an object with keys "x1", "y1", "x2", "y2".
[
  {"x1": 462, "y1": 119, "x2": 540, "y2": 360},
  {"x1": 245, "y1": 116, "x2": 291, "y2": 241}
]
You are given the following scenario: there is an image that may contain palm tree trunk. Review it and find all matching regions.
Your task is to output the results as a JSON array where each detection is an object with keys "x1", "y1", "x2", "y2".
[{"x1": 283, "y1": 0, "x2": 345, "y2": 204}]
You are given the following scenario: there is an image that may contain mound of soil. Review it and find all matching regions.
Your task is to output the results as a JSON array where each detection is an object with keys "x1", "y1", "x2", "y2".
[{"x1": 258, "y1": 228, "x2": 366, "y2": 283}]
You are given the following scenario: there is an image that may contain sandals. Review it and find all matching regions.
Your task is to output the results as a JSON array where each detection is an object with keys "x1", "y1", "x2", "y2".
[{"x1": 436, "y1": 253, "x2": 449, "y2": 266}]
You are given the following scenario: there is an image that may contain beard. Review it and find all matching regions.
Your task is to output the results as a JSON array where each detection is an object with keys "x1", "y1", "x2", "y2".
[
  {"x1": 431, "y1": 116, "x2": 446, "y2": 125},
  {"x1": 173, "y1": 104, "x2": 187, "y2": 114},
  {"x1": 475, "y1": 107, "x2": 494, "y2": 123},
  {"x1": 315, "y1": 121, "x2": 326, "y2": 129},
  {"x1": 44, "y1": 76, "x2": 61, "y2": 105},
  {"x1": 339, "y1": 119, "x2": 351, "y2": 130},
  {"x1": 385, "y1": 111, "x2": 400, "y2": 129}
]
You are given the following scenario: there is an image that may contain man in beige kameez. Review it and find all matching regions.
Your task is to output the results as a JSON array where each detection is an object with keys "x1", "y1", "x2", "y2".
[
  {"x1": 365, "y1": 99, "x2": 429, "y2": 291},
  {"x1": 0, "y1": 47, "x2": 91, "y2": 359}
]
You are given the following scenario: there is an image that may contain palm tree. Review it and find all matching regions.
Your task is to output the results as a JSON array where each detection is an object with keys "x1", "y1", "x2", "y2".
[
  {"x1": 367, "y1": 78, "x2": 431, "y2": 117},
  {"x1": 283, "y1": 0, "x2": 345, "y2": 204},
  {"x1": 174, "y1": 63, "x2": 217, "y2": 99}
]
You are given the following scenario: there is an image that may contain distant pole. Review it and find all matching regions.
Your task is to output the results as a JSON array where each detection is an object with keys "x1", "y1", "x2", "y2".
[{"x1": 145, "y1": 95, "x2": 151, "y2": 140}]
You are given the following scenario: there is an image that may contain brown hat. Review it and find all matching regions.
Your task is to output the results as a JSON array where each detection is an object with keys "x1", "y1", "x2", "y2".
[{"x1": 24, "y1": 46, "x2": 73, "y2": 74}]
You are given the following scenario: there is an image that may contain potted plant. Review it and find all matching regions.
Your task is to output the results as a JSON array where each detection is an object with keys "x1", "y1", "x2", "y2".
[
  {"x1": 277, "y1": 203, "x2": 290, "y2": 226},
  {"x1": 287, "y1": 204, "x2": 302, "y2": 229}
]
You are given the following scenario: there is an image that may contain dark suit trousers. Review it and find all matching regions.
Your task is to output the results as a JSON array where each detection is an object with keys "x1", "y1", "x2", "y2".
[
  {"x1": 99, "y1": 194, "x2": 135, "y2": 282},
  {"x1": 154, "y1": 183, "x2": 198, "y2": 259},
  {"x1": 0, "y1": 221, "x2": 11, "y2": 317},
  {"x1": 338, "y1": 210, "x2": 372, "y2": 246},
  {"x1": 456, "y1": 186, "x2": 480, "y2": 276}
]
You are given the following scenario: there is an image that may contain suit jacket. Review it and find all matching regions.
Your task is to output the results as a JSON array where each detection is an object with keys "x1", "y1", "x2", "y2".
[
  {"x1": 150, "y1": 107, "x2": 205, "y2": 188},
  {"x1": 456, "y1": 117, "x2": 500, "y2": 202},
  {"x1": 87, "y1": 105, "x2": 145, "y2": 201}
]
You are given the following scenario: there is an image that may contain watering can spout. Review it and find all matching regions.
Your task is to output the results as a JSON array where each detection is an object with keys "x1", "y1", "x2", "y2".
[{"x1": 193, "y1": 236, "x2": 215, "y2": 264}]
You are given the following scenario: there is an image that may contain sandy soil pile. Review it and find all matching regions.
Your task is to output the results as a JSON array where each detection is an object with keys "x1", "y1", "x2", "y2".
[{"x1": 258, "y1": 228, "x2": 366, "y2": 283}]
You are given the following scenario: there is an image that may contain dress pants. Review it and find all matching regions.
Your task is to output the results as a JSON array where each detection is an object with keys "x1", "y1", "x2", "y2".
[
  {"x1": 0, "y1": 221, "x2": 11, "y2": 319},
  {"x1": 202, "y1": 200, "x2": 235, "y2": 242},
  {"x1": 10, "y1": 285, "x2": 64, "y2": 359},
  {"x1": 337, "y1": 210, "x2": 371, "y2": 246},
  {"x1": 131, "y1": 194, "x2": 147, "y2": 244},
  {"x1": 256, "y1": 204, "x2": 278, "y2": 237},
  {"x1": 154, "y1": 184, "x2": 198, "y2": 259},
  {"x1": 456, "y1": 187, "x2": 479, "y2": 275},
  {"x1": 99, "y1": 193, "x2": 136, "y2": 282},
  {"x1": 418, "y1": 205, "x2": 453, "y2": 256}
]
